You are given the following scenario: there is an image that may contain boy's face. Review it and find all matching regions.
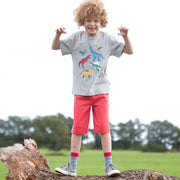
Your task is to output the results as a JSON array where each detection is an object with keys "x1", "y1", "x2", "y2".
[{"x1": 84, "y1": 16, "x2": 101, "y2": 36}]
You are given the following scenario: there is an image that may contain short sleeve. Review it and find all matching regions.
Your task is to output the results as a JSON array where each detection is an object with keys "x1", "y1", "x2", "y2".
[
  {"x1": 109, "y1": 35, "x2": 125, "y2": 58},
  {"x1": 60, "y1": 32, "x2": 79, "y2": 55}
]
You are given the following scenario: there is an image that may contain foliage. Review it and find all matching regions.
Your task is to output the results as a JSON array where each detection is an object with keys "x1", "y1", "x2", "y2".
[
  {"x1": 0, "y1": 114, "x2": 180, "y2": 152},
  {"x1": 113, "y1": 119, "x2": 145, "y2": 150},
  {"x1": 31, "y1": 115, "x2": 71, "y2": 150},
  {"x1": 0, "y1": 114, "x2": 72, "y2": 150},
  {"x1": 0, "y1": 116, "x2": 32, "y2": 146},
  {"x1": 89, "y1": 129, "x2": 101, "y2": 149},
  {"x1": 146, "y1": 120, "x2": 180, "y2": 150}
]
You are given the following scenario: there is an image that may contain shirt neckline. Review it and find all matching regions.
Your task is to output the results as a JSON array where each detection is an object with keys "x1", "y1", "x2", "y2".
[{"x1": 84, "y1": 31, "x2": 101, "y2": 40}]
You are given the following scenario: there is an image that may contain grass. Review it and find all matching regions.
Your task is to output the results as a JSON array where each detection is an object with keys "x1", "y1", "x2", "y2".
[{"x1": 0, "y1": 149, "x2": 180, "y2": 179}]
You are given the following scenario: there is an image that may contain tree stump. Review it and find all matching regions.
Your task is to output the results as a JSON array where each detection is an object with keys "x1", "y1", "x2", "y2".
[{"x1": 0, "y1": 139, "x2": 179, "y2": 180}]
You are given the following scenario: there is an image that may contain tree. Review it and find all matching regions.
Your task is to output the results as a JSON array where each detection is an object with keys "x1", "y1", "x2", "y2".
[
  {"x1": 31, "y1": 115, "x2": 71, "y2": 150},
  {"x1": 171, "y1": 127, "x2": 180, "y2": 150},
  {"x1": 109, "y1": 122, "x2": 117, "y2": 142},
  {"x1": 115, "y1": 119, "x2": 145, "y2": 150},
  {"x1": 0, "y1": 119, "x2": 6, "y2": 147},
  {"x1": 0, "y1": 116, "x2": 32, "y2": 146},
  {"x1": 146, "y1": 120, "x2": 180, "y2": 149},
  {"x1": 89, "y1": 129, "x2": 102, "y2": 149},
  {"x1": 56, "y1": 113, "x2": 73, "y2": 130}
]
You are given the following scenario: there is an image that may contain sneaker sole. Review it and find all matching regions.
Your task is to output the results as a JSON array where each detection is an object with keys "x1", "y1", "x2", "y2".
[
  {"x1": 106, "y1": 169, "x2": 120, "y2": 177},
  {"x1": 55, "y1": 167, "x2": 77, "y2": 177}
]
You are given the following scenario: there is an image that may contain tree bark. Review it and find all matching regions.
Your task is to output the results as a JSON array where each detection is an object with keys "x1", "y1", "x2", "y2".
[{"x1": 0, "y1": 139, "x2": 179, "y2": 180}]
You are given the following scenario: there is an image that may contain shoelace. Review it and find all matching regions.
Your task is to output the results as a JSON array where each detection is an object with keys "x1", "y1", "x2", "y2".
[{"x1": 108, "y1": 163, "x2": 116, "y2": 170}]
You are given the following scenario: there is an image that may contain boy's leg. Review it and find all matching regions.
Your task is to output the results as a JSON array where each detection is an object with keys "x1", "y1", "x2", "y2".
[
  {"x1": 101, "y1": 133, "x2": 111, "y2": 153},
  {"x1": 71, "y1": 133, "x2": 82, "y2": 153},
  {"x1": 101, "y1": 133, "x2": 120, "y2": 177},
  {"x1": 101, "y1": 133, "x2": 112, "y2": 167},
  {"x1": 70, "y1": 134, "x2": 82, "y2": 168},
  {"x1": 55, "y1": 95, "x2": 90, "y2": 176},
  {"x1": 55, "y1": 134, "x2": 82, "y2": 176},
  {"x1": 70, "y1": 95, "x2": 91, "y2": 169},
  {"x1": 92, "y1": 94, "x2": 120, "y2": 176}
]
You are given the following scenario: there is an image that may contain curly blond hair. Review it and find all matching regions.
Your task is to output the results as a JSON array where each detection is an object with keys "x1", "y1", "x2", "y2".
[{"x1": 74, "y1": 0, "x2": 108, "y2": 28}]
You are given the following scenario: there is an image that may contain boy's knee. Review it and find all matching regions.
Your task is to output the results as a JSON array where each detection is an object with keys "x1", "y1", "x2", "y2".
[{"x1": 100, "y1": 132, "x2": 111, "y2": 136}]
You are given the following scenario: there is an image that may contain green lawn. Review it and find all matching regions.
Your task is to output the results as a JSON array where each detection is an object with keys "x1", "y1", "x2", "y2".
[{"x1": 0, "y1": 149, "x2": 180, "y2": 179}]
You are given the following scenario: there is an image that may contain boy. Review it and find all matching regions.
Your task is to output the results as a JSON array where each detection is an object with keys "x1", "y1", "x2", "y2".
[{"x1": 51, "y1": 0, "x2": 133, "y2": 177}]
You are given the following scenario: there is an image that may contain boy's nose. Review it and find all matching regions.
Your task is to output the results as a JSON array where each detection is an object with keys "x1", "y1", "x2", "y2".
[{"x1": 90, "y1": 21, "x2": 95, "y2": 25}]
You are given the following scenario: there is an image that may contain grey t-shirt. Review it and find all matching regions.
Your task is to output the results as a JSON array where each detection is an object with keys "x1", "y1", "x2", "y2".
[{"x1": 60, "y1": 31, "x2": 124, "y2": 96}]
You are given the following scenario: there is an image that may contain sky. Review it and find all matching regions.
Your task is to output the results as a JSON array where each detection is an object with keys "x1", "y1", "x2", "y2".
[{"x1": 0, "y1": 0, "x2": 180, "y2": 128}]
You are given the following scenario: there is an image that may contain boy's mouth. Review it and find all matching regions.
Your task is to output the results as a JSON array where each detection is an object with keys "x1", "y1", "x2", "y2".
[
  {"x1": 88, "y1": 27, "x2": 96, "y2": 31},
  {"x1": 86, "y1": 26, "x2": 98, "y2": 35}
]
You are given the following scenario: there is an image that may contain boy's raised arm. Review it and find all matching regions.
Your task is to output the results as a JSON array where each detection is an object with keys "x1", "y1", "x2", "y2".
[
  {"x1": 118, "y1": 26, "x2": 133, "y2": 54},
  {"x1": 51, "y1": 27, "x2": 66, "y2": 50}
]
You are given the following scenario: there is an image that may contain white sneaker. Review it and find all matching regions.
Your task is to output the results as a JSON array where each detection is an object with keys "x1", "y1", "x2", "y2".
[
  {"x1": 105, "y1": 163, "x2": 120, "y2": 177},
  {"x1": 55, "y1": 162, "x2": 77, "y2": 177}
]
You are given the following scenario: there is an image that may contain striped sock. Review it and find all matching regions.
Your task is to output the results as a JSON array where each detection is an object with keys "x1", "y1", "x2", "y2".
[
  {"x1": 70, "y1": 152, "x2": 79, "y2": 169},
  {"x1": 104, "y1": 152, "x2": 112, "y2": 168}
]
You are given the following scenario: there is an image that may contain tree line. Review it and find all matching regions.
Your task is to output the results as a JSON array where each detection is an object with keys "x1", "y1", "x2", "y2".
[{"x1": 0, "y1": 113, "x2": 180, "y2": 152}]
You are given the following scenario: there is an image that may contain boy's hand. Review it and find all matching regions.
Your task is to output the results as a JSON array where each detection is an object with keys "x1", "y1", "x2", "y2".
[
  {"x1": 118, "y1": 26, "x2": 128, "y2": 37},
  {"x1": 56, "y1": 27, "x2": 67, "y2": 34},
  {"x1": 118, "y1": 26, "x2": 133, "y2": 54},
  {"x1": 52, "y1": 27, "x2": 66, "y2": 50}
]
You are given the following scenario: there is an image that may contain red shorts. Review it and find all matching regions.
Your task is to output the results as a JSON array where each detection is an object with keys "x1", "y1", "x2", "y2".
[{"x1": 72, "y1": 94, "x2": 110, "y2": 134}]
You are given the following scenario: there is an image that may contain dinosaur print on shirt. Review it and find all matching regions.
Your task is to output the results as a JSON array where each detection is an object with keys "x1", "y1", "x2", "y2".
[
  {"x1": 79, "y1": 55, "x2": 91, "y2": 68},
  {"x1": 94, "y1": 45, "x2": 102, "y2": 51},
  {"x1": 89, "y1": 62, "x2": 101, "y2": 72},
  {"x1": 88, "y1": 42, "x2": 104, "y2": 61},
  {"x1": 78, "y1": 42, "x2": 104, "y2": 80},
  {"x1": 80, "y1": 49, "x2": 86, "y2": 56},
  {"x1": 80, "y1": 69, "x2": 93, "y2": 79}
]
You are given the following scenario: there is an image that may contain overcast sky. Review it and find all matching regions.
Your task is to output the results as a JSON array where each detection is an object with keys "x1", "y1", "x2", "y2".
[{"x1": 0, "y1": 0, "x2": 180, "y2": 128}]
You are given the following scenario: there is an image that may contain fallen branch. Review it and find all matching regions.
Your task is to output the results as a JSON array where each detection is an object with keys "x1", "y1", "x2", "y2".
[{"x1": 0, "y1": 139, "x2": 179, "y2": 180}]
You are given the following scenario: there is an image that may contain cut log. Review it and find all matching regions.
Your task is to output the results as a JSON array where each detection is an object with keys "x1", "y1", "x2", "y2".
[{"x1": 0, "y1": 139, "x2": 179, "y2": 180}]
